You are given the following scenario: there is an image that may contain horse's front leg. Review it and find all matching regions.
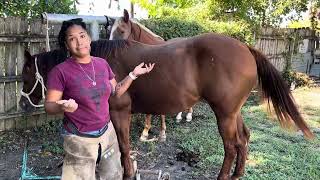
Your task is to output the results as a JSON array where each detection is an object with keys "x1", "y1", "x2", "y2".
[
  {"x1": 186, "y1": 107, "x2": 193, "y2": 122},
  {"x1": 109, "y1": 95, "x2": 135, "y2": 179},
  {"x1": 159, "y1": 115, "x2": 167, "y2": 142},
  {"x1": 139, "y1": 114, "x2": 152, "y2": 141}
]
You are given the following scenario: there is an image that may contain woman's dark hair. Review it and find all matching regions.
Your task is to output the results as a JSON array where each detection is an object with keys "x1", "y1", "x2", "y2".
[{"x1": 58, "y1": 18, "x2": 88, "y2": 49}]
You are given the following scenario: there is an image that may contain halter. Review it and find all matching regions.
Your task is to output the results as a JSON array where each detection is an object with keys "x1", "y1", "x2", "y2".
[{"x1": 20, "y1": 57, "x2": 47, "y2": 108}]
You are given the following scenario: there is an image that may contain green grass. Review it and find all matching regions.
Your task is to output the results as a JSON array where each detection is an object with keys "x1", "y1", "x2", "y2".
[{"x1": 171, "y1": 87, "x2": 320, "y2": 179}]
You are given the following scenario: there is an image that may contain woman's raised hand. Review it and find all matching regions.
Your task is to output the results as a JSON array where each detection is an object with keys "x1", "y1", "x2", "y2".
[{"x1": 132, "y1": 62, "x2": 155, "y2": 76}]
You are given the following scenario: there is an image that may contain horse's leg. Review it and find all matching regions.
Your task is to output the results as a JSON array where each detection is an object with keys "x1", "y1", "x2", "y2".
[
  {"x1": 139, "y1": 114, "x2": 152, "y2": 141},
  {"x1": 159, "y1": 115, "x2": 166, "y2": 142},
  {"x1": 232, "y1": 113, "x2": 250, "y2": 180},
  {"x1": 110, "y1": 108, "x2": 134, "y2": 179},
  {"x1": 176, "y1": 112, "x2": 183, "y2": 123},
  {"x1": 186, "y1": 107, "x2": 193, "y2": 122},
  {"x1": 213, "y1": 108, "x2": 239, "y2": 180}
]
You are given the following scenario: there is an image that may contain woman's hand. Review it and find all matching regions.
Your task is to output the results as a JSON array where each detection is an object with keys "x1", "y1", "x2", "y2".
[
  {"x1": 132, "y1": 63, "x2": 155, "y2": 76},
  {"x1": 56, "y1": 99, "x2": 78, "y2": 113}
]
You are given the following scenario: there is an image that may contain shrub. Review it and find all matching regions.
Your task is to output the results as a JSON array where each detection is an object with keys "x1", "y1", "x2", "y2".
[
  {"x1": 140, "y1": 17, "x2": 254, "y2": 44},
  {"x1": 282, "y1": 70, "x2": 314, "y2": 87}
]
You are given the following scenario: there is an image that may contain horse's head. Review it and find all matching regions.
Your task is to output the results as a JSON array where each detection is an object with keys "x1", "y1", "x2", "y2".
[
  {"x1": 19, "y1": 50, "x2": 46, "y2": 111},
  {"x1": 109, "y1": 9, "x2": 132, "y2": 40}
]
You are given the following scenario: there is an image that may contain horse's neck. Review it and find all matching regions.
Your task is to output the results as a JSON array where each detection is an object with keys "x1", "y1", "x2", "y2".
[
  {"x1": 41, "y1": 50, "x2": 68, "y2": 73},
  {"x1": 132, "y1": 22, "x2": 165, "y2": 45}
]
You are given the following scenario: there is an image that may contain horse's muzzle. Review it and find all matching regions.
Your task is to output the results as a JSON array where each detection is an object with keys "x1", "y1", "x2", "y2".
[{"x1": 19, "y1": 97, "x2": 35, "y2": 112}]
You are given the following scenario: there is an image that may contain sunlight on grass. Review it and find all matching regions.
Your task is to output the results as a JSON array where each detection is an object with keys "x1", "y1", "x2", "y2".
[{"x1": 293, "y1": 87, "x2": 320, "y2": 128}]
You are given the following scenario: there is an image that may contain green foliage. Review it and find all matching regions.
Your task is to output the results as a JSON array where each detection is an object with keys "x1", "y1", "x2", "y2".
[
  {"x1": 34, "y1": 120, "x2": 62, "y2": 135},
  {"x1": 42, "y1": 141, "x2": 63, "y2": 154},
  {"x1": 0, "y1": 0, "x2": 77, "y2": 19},
  {"x1": 141, "y1": 16, "x2": 254, "y2": 43},
  {"x1": 134, "y1": 0, "x2": 317, "y2": 27},
  {"x1": 282, "y1": 70, "x2": 315, "y2": 87},
  {"x1": 140, "y1": 17, "x2": 205, "y2": 40}
]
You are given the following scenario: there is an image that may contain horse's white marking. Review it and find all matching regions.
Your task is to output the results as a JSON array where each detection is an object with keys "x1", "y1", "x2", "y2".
[{"x1": 109, "y1": 18, "x2": 121, "y2": 40}]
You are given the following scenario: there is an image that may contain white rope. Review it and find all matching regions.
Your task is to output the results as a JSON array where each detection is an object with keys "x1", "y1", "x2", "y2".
[{"x1": 20, "y1": 57, "x2": 47, "y2": 108}]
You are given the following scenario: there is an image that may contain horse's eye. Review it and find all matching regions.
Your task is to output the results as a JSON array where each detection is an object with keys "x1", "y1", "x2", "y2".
[{"x1": 120, "y1": 31, "x2": 124, "y2": 34}]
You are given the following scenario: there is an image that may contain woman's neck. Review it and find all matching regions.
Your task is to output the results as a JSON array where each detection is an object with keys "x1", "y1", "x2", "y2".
[{"x1": 72, "y1": 55, "x2": 91, "y2": 64}]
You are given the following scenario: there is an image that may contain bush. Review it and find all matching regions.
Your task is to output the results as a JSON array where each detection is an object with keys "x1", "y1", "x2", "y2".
[
  {"x1": 282, "y1": 70, "x2": 314, "y2": 88},
  {"x1": 140, "y1": 17, "x2": 254, "y2": 44},
  {"x1": 140, "y1": 17, "x2": 206, "y2": 40}
]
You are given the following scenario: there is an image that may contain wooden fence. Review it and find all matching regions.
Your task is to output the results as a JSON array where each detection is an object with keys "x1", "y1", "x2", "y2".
[
  {"x1": 0, "y1": 17, "x2": 316, "y2": 131},
  {"x1": 254, "y1": 27, "x2": 315, "y2": 72}
]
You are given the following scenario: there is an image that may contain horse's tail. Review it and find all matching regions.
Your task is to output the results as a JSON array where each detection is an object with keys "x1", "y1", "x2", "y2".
[{"x1": 247, "y1": 46, "x2": 314, "y2": 139}]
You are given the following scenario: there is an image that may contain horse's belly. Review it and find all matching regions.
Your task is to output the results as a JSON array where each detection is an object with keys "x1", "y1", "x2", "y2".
[{"x1": 130, "y1": 92, "x2": 198, "y2": 115}]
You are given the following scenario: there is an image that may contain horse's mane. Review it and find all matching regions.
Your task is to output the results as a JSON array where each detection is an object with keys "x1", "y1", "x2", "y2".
[
  {"x1": 131, "y1": 19, "x2": 164, "y2": 40},
  {"x1": 90, "y1": 39, "x2": 130, "y2": 59},
  {"x1": 36, "y1": 49, "x2": 68, "y2": 70}
]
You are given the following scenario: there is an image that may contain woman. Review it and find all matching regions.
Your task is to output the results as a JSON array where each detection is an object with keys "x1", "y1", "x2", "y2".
[{"x1": 45, "y1": 18, "x2": 154, "y2": 180}]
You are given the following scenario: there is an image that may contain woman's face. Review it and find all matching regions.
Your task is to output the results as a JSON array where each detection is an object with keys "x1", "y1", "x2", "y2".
[{"x1": 65, "y1": 25, "x2": 91, "y2": 58}]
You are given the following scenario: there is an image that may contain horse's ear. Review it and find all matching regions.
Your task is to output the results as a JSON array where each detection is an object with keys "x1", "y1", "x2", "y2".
[
  {"x1": 105, "y1": 16, "x2": 110, "y2": 27},
  {"x1": 24, "y1": 50, "x2": 32, "y2": 63},
  {"x1": 123, "y1": 9, "x2": 129, "y2": 23},
  {"x1": 104, "y1": 16, "x2": 115, "y2": 27}
]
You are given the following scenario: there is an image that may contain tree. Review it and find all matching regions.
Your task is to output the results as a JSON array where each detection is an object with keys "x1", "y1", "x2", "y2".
[
  {"x1": 132, "y1": 0, "x2": 320, "y2": 27},
  {"x1": 0, "y1": 0, "x2": 78, "y2": 19}
]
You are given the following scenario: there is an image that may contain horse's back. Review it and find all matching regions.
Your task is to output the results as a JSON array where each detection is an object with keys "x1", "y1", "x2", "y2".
[{"x1": 117, "y1": 34, "x2": 258, "y2": 114}]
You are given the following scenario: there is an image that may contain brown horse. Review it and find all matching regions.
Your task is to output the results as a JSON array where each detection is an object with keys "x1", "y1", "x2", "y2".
[
  {"x1": 20, "y1": 35, "x2": 314, "y2": 180},
  {"x1": 107, "y1": 9, "x2": 194, "y2": 142}
]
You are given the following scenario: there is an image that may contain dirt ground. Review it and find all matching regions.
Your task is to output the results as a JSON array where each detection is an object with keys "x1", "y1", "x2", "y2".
[{"x1": 0, "y1": 102, "x2": 216, "y2": 180}]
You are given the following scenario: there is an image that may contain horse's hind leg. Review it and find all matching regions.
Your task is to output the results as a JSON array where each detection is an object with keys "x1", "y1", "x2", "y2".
[
  {"x1": 232, "y1": 113, "x2": 250, "y2": 179},
  {"x1": 214, "y1": 110, "x2": 240, "y2": 180},
  {"x1": 159, "y1": 115, "x2": 167, "y2": 142},
  {"x1": 140, "y1": 114, "x2": 152, "y2": 141}
]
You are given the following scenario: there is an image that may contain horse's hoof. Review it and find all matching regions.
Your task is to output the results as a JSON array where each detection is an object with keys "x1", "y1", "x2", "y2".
[
  {"x1": 139, "y1": 135, "x2": 148, "y2": 142},
  {"x1": 176, "y1": 117, "x2": 182, "y2": 123},
  {"x1": 133, "y1": 160, "x2": 137, "y2": 174},
  {"x1": 159, "y1": 135, "x2": 166, "y2": 142},
  {"x1": 186, "y1": 114, "x2": 192, "y2": 122},
  {"x1": 186, "y1": 117, "x2": 192, "y2": 122}
]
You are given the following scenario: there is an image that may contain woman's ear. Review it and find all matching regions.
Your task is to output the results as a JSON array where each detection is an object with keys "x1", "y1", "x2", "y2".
[
  {"x1": 88, "y1": 36, "x2": 92, "y2": 44},
  {"x1": 64, "y1": 42, "x2": 69, "y2": 50}
]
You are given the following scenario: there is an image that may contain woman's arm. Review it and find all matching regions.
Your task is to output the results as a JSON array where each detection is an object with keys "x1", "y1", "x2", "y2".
[
  {"x1": 110, "y1": 76, "x2": 133, "y2": 98},
  {"x1": 110, "y1": 62, "x2": 155, "y2": 98},
  {"x1": 45, "y1": 89, "x2": 78, "y2": 114}
]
